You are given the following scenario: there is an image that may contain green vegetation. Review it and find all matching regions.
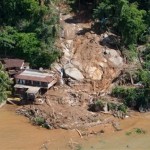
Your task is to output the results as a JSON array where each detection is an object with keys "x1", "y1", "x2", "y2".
[
  {"x1": 34, "y1": 116, "x2": 45, "y2": 126},
  {"x1": 76, "y1": 144, "x2": 82, "y2": 150},
  {"x1": 108, "y1": 102, "x2": 127, "y2": 114},
  {"x1": 0, "y1": 63, "x2": 12, "y2": 104},
  {"x1": 33, "y1": 116, "x2": 50, "y2": 129},
  {"x1": 88, "y1": 99, "x2": 105, "y2": 112},
  {"x1": 112, "y1": 81, "x2": 150, "y2": 110},
  {"x1": 134, "y1": 128, "x2": 146, "y2": 134},
  {"x1": 1, "y1": 0, "x2": 149, "y2": 67},
  {"x1": 0, "y1": 0, "x2": 149, "y2": 111},
  {"x1": 126, "y1": 128, "x2": 146, "y2": 135},
  {"x1": 0, "y1": 0, "x2": 60, "y2": 68},
  {"x1": 126, "y1": 131, "x2": 132, "y2": 136},
  {"x1": 112, "y1": 46, "x2": 150, "y2": 111},
  {"x1": 67, "y1": 0, "x2": 149, "y2": 62},
  {"x1": 93, "y1": 0, "x2": 149, "y2": 47},
  {"x1": 89, "y1": 99, "x2": 128, "y2": 114}
]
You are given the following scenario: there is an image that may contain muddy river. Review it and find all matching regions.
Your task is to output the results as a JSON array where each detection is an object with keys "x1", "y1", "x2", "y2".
[{"x1": 0, "y1": 105, "x2": 150, "y2": 150}]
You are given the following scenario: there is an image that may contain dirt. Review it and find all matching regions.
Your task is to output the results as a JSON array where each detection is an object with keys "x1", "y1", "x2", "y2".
[
  {"x1": 17, "y1": 11, "x2": 124, "y2": 129},
  {"x1": 1, "y1": 105, "x2": 150, "y2": 150},
  {"x1": 17, "y1": 84, "x2": 117, "y2": 129}
]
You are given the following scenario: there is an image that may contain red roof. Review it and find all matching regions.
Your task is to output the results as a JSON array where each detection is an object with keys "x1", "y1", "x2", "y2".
[{"x1": 3, "y1": 59, "x2": 24, "y2": 69}]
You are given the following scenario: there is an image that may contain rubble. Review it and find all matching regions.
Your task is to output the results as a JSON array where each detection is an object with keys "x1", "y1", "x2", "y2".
[{"x1": 17, "y1": 13, "x2": 125, "y2": 130}]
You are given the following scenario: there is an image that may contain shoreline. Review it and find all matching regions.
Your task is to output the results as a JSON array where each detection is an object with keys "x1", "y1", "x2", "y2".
[{"x1": 0, "y1": 104, "x2": 150, "y2": 150}]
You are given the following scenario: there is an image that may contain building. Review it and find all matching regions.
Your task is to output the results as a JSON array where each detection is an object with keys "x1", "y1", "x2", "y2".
[
  {"x1": 0, "y1": 58, "x2": 29, "y2": 77},
  {"x1": 14, "y1": 69, "x2": 57, "y2": 100}
]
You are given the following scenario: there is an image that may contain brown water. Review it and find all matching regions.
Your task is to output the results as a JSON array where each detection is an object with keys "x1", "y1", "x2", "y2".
[{"x1": 0, "y1": 105, "x2": 150, "y2": 150}]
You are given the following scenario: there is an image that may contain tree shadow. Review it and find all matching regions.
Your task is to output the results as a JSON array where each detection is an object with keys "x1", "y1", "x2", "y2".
[
  {"x1": 64, "y1": 11, "x2": 93, "y2": 24},
  {"x1": 76, "y1": 27, "x2": 91, "y2": 35},
  {"x1": 100, "y1": 34, "x2": 121, "y2": 50}
]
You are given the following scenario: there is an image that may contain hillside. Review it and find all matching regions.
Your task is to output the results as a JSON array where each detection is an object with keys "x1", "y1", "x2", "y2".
[{"x1": 1, "y1": 0, "x2": 150, "y2": 130}]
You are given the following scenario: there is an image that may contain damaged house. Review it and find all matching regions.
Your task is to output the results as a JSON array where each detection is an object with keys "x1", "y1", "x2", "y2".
[
  {"x1": 0, "y1": 58, "x2": 29, "y2": 77},
  {"x1": 14, "y1": 69, "x2": 57, "y2": 100}
]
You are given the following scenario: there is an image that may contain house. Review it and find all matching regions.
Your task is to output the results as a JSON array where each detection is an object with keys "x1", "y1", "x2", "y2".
[
  {"x1": 14, "y1": 69, "x2": 57, "y2": 100},
  {"x1": 0, "y1": 58, "x2": 29, "y2": 77}
]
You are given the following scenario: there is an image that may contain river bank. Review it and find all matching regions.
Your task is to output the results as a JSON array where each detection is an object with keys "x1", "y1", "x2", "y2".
[{"x1": 0, "y1": 104, "x2": 150, "y2": 150}]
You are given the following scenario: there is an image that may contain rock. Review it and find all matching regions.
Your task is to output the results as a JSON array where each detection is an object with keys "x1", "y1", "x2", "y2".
[
  {"x1": 64, "y1": 63, "x2": 84, "y2": 80},
  {"x1": 103, "y1": 103, "x2": 108, "y2": 112},
  {"x1": 105, "y1": 49, "x2": 123, "y2": 67},
  {"x1": 98, "y1": 62, "x2": 107, "y2": 68},
  {"x1": 86, "y1": 66, "x2": 103, "y2": 80},
  {"x1": 52, "y1": 63, "x2": 62, "y2": 72},
  {"x1": 63, "y1": 24, "x2": 76, "y2": 40},
  {"x1": 65, "y1": 40, "x2": 73, "y2": 50},
  {"x1": 61, "y1": 43, "x2": 71, "y2": 58}
]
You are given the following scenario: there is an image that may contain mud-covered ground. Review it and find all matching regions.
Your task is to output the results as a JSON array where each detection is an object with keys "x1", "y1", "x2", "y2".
[
  {"x1": 1, "y1": 105, "x2": 150, "y2": 150},
  {"x1": 17, "y1": 10, "x2": 125, "y2": 129},
  {"x1": 17, "y1": 84, "x2": 119, "y2": 129}
]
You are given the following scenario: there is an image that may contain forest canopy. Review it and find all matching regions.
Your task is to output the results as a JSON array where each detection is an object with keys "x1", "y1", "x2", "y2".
[{"x1": 0, "y1": 0, "x2": 60, "y2": 68}]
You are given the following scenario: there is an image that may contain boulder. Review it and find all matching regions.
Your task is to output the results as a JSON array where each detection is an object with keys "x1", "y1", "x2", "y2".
[
  {"x1": 64, "y1": 63, "x2": 84, "y2": 81},
  {"x1": 63, "y1": 24, "x2": 76, "y2": 40},
  {"x1": 86, "y1": 66, "x2": 103, "y2": 80},
  {"x1": 105, "y1": 49, "x2": 123, "y2": 67}
]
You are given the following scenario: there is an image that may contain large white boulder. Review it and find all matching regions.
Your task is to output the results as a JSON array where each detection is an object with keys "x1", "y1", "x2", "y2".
[
  {"x1": 105, "y1": 49, "x2": 123, "y2": 67},
  {"x1": 64, "y1": 63, "x2": 84, "y2": 81}
]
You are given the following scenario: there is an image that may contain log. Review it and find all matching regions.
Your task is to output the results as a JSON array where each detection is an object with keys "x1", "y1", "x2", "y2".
[
  {"x1": 75, "y1": 129, "x2": 83, "y2": 138},
  {"x1": 7, "y1": 100, "x2": 16, "y2": 105}
]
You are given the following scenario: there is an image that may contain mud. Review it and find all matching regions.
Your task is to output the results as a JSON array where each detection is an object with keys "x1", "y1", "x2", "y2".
[{"x1": 1, "y1": 105, "x2": 150, "y2": 150}]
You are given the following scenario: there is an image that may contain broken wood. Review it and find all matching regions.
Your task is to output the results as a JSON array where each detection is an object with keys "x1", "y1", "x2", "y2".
[
  {"x1": 75, "y1": 129, "x2": 83, "y2": 138},
  {"x1": 7, "y1": 100, "x2": 16, "y2": 105},
  {"x1": 45, "y1": 98, "x2": 51, "y2": 106}
]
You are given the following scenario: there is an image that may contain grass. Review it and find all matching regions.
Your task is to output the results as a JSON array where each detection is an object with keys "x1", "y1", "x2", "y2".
[
  {"x1": 76, "y1": 145, "x2": 82, "y2": 150},
  {"x1": 126, "y1": 128, "x2": 146, "y2": 136},
  {"x1": 126, "y1": 131, "x2": 132, "y2": 136},
  {"x1": 134, "y1": 128, "x2": 146, "y2": 134}
]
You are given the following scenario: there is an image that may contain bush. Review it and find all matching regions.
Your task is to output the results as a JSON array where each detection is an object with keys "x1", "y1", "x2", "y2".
[
  {"x1": 134, "y1": 128, "x2": 146, "y2": 134},
  {"x1": 108, "y1": 102, "x2": 118, "y2": 111},
  {"x1": 126, "y1": 128, "x2": 146, "y2": 135},
  {"x1": 112, "y1": 86, "x2": 128, "y2": 98},
  {"x1": 118, "y1": 104, "x2": 127, "y2": 113},
  {"x1": 34, "y1": 117, "x2": 45, "y2": 126},
  {"x1": 112, "y1": 86, "x2": 150, "y2": 111},
  {"x1": 108, "y1": 102, "x2": 127, "y2": 114},
  {"x1": 88, "y1": 99, "x2": 105, "y2": 112}
]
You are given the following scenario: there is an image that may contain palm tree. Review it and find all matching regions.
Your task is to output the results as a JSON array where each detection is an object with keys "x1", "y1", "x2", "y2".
[{"x1": 0, "y1": 63, "x2": 12, "y2": 104}]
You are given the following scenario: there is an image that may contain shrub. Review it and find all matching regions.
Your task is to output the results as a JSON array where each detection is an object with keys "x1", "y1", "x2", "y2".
[
  {"x1": 88, "y1": 99, "x2": 105, "y2": 112},
  {"x1": 112, "y1": 86, "x2": 128, "y2": 98},
  {"x1": 134, "y1": 128, "x2": 146, "y2": 134},
  {"x1": 118, "y1": 104, "x2": 127, "y2": 113},
  {"x1": 34, "y1": 117, "x2": 45, "y2": 126},
  {"x1": 108, "y1": 102, "x2": 118, "y2": 111},
  {"x1": 112, "y1": 85, "x2": 150, "y2": 111}
]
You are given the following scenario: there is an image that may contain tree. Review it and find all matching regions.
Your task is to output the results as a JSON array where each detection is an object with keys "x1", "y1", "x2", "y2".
[
  {"x1": 0, "y1": 0, "x2": 60, "y2": 69},
  {"x1": 0, "y1": 26, "x2": 15, "y2": 57},
  {"x1": 93, "y1": 0, "x2": 147, "y2": 46},
  {"x1": 0, "y1": 63, "x2": 12, "y2": 104},
  {"x1": 118, "y1": 3, "x2": 146, "y2": 46}
]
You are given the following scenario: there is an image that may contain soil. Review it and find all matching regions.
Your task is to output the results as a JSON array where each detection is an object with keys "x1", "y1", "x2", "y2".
[
  {"x1": 17, "y1": 10, "x2": 124, "y2": 129},
  {"x1": 1, "y1": 105, "x2": 150, "y2": 150},
  {"x1": 17, "y1": 85, "x2": 117, "y2": 129}
]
